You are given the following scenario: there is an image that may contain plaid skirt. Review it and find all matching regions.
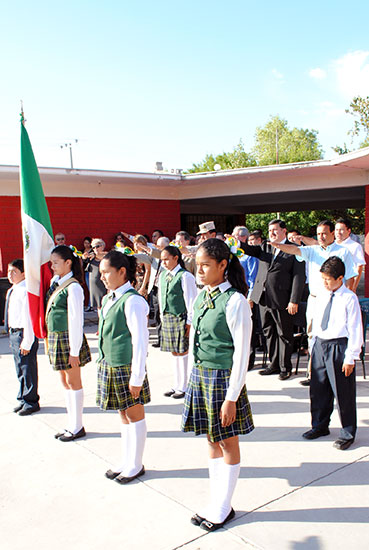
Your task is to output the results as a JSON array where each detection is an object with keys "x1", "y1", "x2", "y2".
[
  {"x1": 96, "y1": 361, "x2": 151, "y2": 411},
  {"x1": 181, "y1": 366, "x2": 254, "y2": 442},
  {"x1": 47, "y1": 331, "x2": 91, "y2": 371},
  {"x1": 160, "y1": 312, "x2": 189, "y2": 353}
]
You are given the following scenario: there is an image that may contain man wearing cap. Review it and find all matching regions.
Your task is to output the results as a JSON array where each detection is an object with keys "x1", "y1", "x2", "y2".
[{"x1": 197, "y1": 221, "x2": 217, "y2": 243}]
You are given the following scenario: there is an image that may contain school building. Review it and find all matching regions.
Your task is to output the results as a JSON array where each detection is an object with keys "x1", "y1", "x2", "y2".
[{"x1": 1, "y1": 145, "x2": 369, "y2": 292}]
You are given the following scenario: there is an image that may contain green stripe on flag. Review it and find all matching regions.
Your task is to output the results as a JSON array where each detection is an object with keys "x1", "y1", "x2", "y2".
[{"x1": 20, "y1": 122, "x2": 53, "y2": 239}]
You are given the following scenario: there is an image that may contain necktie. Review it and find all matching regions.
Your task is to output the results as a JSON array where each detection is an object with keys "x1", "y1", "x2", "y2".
[
  {"x1": 109, "y1": 291, "x2": 116, "y2": 300},
  {"x1": 321, "y1": 292, "x2": 334, "y2": 330},
  {"x1": 200, "y1": 288, "x2": 221, "y2": 309},
  {"x1": 4, "y1": 287, "x2": 13, "y2": 332},
  {"x1": 166, "y1": 272, "x2": 174, "y2": 283},
  {"x1": 46, "y1": 280, "x2": 59, "y2": 304}
]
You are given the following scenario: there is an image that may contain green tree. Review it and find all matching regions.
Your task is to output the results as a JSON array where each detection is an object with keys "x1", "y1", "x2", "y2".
[
  {"x1": 346, "y1": 95, "x2": 369, "y2": 148},
  {"x1": 187, "y1": 140, "x2": 256, "y2": 173},
  {"x1": 252, "y1": 115, "x2": 323, "y2": 165},
  {"x1": 245, "y1": 208, "x2": 365, "y2": 238}
]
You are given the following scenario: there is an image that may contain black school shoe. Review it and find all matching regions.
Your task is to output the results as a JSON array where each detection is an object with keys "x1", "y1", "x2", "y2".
[
  {"x1": 58, "y1": 427, "x2": 86, "y2": 442},
  {"x1": 190, "y1": 513, "x2": 205, "y2": 526},
  {"x1": 18, "y1": 405, "x2": 40, "y2": 416},
  {"x1": 333, "y1": 438, "x2": 354, "y2": 450},
  {"x1": 114, "y1": 466, "x2": 145, "y2": 484},
  {"x1": 302, "y1": 428, "x2": 330, "y2": 440},
  {"x1": 200, "y1": 508, "x2": 235, "y2": 532}
]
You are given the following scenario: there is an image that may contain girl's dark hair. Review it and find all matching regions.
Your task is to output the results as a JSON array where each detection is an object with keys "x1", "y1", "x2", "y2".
[
  {"x1": 198, "y1": 238, "x2": 248, "y2": 296},
  {"x1": 163, "y1": 245, "x2": 186, "y2": 270},
  {"x1": 51, "y1": 245, "x2": 83, "y2": 283},
  {"x1": 104, "y1": 250, "x2": 137, "y2": 285},
  {"x1": 9, "y1": 258, "x2": 24, "y2": 272},
  {"x1": 83, "y1": 236, "x2": 92, "y2": 243}
]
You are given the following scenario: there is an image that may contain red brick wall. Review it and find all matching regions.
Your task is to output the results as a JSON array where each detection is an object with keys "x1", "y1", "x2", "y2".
[{"x1": 0, "y1": 196, "x2": 180, "y2": 275}]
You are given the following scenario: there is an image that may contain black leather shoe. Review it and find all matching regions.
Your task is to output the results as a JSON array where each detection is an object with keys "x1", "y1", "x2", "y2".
[
  {"x1": 333, "y1": 438, "x2": 354, "y2": 450},
  {"x1": 300, "y1": 379, "x2": 310, "y2": 386},
  {"x1": 259, "y1": 366, "x2": 280, "y2": 376},
  {"x1": 18, "y1": 405, "x2": 40, "y2": 416},
  {"x1": 200, "y1": 508, "x2": 235, "y2": 532},
  {"x1": 58, "y1": 427, "x2": 86, "y2": 442},
  {"x1": 190, "y1": 513, "x2": 205, "y2": 526},
  {"x1": 164, "y1": 389, "x2": 175, "y2": 397},
  {"x1": 172, "y1": 391, "x2": 185, "y2": 399},
  {"x1": 302, "y1": 428, "x2": 330, "y2": 440},
  {"x1": 13, "y1": 404, "x2": 24, "y2": 413},
  {"x1": 151, "y1": 342, "x2": 160, "y2": 348},
  {"x1": 114, "y1": 466, "x2": 145, "y2": 484},
  {"x1": 279, "y1": 372, "x2": 292, "y2": 380},
  {"x1": 105, "y1": 469, "x2": 121, "y2": 480}
]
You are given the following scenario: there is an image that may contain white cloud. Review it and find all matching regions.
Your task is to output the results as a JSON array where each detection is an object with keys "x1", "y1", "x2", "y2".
[
  {"x1": 309, "y1": 67, "x2": 326, "y2": 79},
  {"x1": 334, "y1": 50, "x2": 369, "y2": 99},
  {"x1": 271, "y1": 68, "x2": 283, "y2": 80}
]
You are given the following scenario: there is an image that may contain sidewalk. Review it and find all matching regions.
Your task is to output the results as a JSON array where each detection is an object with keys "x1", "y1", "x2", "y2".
[{"x1": 1, "y1": 320, "x2": 368, "y2": 550}]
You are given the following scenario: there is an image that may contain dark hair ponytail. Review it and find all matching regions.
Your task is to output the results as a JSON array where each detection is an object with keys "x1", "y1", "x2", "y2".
[
  {"x1": 198, "y1": 238, "x2": 248, "y2": 296},
  {"x1": 163, "y1": 245, "x2": 186, "y2": 270},
  {"x1": 51, "y1": 245, "x2": 83, "y2": 284},
  {"x1": 104, "y1": 250, "x2": 137, "y2": 285}
]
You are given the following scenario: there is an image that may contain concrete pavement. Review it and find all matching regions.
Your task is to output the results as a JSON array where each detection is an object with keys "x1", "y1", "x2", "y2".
[{"x1": 1, "y1": 320, "x2": 368, "y2": 550}]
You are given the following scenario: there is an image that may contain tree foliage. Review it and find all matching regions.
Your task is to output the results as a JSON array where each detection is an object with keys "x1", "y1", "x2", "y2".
[
  {"x1": 245, "y1": 208, "x2": 365, "y2": 238},
  {"x1": 252, "y1": 116, "x2": 323, "y2": 165},
  {"x1": 187, "y1": 140, "x2": 256, "y2": 173},
  {"x1": 346, "y1": 95, "x2": 369, "y2": 147}
]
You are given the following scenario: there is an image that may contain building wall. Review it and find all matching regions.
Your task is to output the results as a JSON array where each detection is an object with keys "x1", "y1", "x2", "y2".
[{"x1": 0, "y1": 196, "x2": 180, "y2": 275}]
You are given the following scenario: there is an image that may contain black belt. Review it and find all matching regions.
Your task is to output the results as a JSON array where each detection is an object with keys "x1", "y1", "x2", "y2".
[{"x1": 9, "y1": 328, "x2": 23, "y2": 333}]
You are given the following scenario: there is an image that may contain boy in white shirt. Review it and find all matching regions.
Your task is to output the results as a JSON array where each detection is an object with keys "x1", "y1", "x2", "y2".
[{"x1": 302, "y1": 256, "x2": 363, "y2": 450}]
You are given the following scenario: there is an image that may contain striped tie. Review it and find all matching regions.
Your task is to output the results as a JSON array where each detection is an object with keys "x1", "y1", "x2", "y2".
[{"x1": 201, "y1": 288, "x2": 221, "y2": 309}]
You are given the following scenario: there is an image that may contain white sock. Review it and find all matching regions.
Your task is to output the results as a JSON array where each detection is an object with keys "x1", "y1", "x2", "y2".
[
  {"x1": 112, "y1": 423, "x2": 129, "y2": 473},
  {"x1": 172, "y1": 355, "x2": 180, "y2": 392},
  {"x1": 122, "y1": 418, "x2": 147, "y2": 477},
  {"x1": 68, "y1": 388, "x2": 84, "y2": 434},
  {"x1": 199, "y1": 457, "x2": 223, "y2": 519},
  {"x1": 206, "y1": 462, "x2": 240, "y2": 523},
  {"x1": 64, "y1": 389, "x2": 72, "y2": 433},
  {"x1": 177, "y1": 355, "x2": 188, "y2": 392}
]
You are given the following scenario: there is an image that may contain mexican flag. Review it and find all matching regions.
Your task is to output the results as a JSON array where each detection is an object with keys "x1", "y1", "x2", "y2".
[{"x1": 20, "y1": 118, "x2": 54, "y2": 338}]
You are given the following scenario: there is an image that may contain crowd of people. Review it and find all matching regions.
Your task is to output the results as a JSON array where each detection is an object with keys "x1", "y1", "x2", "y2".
[{"x1": 3, "y1": 215, "x2": 365, "y2": 532}]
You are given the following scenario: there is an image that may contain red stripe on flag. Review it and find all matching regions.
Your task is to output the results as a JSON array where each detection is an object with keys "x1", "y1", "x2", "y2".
[{"x1": 28, "y1": 262, "x2": 53, "y2": 338}]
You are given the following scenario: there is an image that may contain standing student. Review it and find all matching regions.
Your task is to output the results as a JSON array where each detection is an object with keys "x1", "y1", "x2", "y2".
[
  {"x1": 97, "y1": 250, "x2": 150, "y2": 483},
  {"x1": 181, "y1": 238, "x2": 254, "y2": 532},
  {"x1": 46, "y1": 245, "x2": 91, "y2": 441},
  {"x1": 5, "y1": 259, "x2": 40, "y2": 415},
  {"x1": 302, "y1": 256, "x2": 363, "y2": 450},
  {"x1": 159, "y1": 245, "x2": 197, "y2": 399}
]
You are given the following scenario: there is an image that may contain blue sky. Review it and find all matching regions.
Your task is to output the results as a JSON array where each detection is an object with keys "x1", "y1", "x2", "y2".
[{"x1": 1, "y1": 0, "x2": 369, "y2": 172}]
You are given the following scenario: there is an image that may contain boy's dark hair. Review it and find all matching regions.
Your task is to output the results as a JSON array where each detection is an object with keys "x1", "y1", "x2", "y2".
[
  {"x1": 176, "y1": 230, "x2": 191, "y2": 242},
  {"x1": 104, "y1": 250, "x2": 137, "y2": 285},
  {"x1": 335, "y1": 217, "x2": 352, "y2": 230},
  {"x1": 249, "y1": 230, "x2": 263, "y2": 240},
  {"x1": 320, "y1": 256, "x2": 345, "y2": 279},
  {"x1": 268, "y1": 219, "x2": 286, "y2": 229},
  {"x1": 9, "y1": 259, "x2": 24, "y2": 273},
  {"x1": 153, "y1": 229, "x2": 164, "y2": 237},
  {"x1": 318, "y1": 220, "x2": 335, "y2": 232},
  {"x1": 198, "y1": 238, "x2": 248, "y2": 296},
  {"x1": 162, "y1": 245, "x2": 186, "y2": 270},
  {"x1": 51, "y1": 245, "x2": 83, "y2": 283}
]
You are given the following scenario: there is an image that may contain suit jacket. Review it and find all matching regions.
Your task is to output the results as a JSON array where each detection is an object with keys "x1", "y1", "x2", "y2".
[{"x1": 240, "y1": 240, "x2": 306, "y2": 310}]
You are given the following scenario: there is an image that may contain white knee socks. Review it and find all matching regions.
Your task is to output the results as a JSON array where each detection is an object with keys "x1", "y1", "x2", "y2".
[
  {"x1": 205, "y1": 460, "x2": 241, "y2": 524},
  {"x1": 68, "y1": 388, "x2": 84, "y2": 434},
  {"x1": 177, "y1": 355, "x2": 188, "y2": 393},
  {"x1": 122, "y1": 418, "x2": 147, "y2": 478},
  {"x1": 112, "y1": 423, "x2": 129, "y2": 473}
]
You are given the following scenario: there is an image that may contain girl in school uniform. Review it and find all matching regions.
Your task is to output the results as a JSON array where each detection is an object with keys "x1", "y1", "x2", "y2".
[
  {"x1": 46, "y1": 245, "x2": 91, "y2": 441},
  {"x1": 97, "y1": 250, "x2": 150, "y2": 483},
  {"x1": 159, "y1": 245, "x2": 197, "y2": 399},
  {"x1": 181, "y1": 238, "x2": 254, "y2": 532}
]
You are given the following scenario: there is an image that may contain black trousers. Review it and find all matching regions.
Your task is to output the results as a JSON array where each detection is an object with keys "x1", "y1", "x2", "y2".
[
  {"x1": 149, "y1": 287, "x2": 161, "y2": 343},
  {"x1": 310, "y1": 337, "x2": 356, "y2": 441},
  {"x1": 9, "y1": 330, "x2": 39, "y2": 409},
  {"x1": 259, "y1": 304, "x2": 294, "y2": 373}
]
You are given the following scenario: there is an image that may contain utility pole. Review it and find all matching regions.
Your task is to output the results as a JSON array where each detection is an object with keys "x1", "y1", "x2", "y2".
[{"x1": 60, "y1": 139, "x2": 78, "y2": 169}]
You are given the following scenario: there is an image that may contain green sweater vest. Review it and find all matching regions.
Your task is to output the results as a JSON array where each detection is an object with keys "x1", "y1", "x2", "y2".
[
  {"x1": 192, "y1": 288, "x2": 238, "y2": 370},
  {"x1": 46, "y1": 287, "x2": 70, "y2": 332},
  {"x1": 98, "y1": 289, "x2": 139, "y2": 366},
  {"x1": 160, "y1": 269, "x2": 186, "y2": 316}
]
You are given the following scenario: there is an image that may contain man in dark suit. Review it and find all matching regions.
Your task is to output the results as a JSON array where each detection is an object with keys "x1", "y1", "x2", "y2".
[{"x1": 240, "y1": 219, "x2": 306, "y2": 380}]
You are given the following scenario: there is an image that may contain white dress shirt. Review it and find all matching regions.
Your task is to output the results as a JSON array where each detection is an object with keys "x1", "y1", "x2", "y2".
[
  {"x1": 158, "y1": 264, "x2": 198, "y2": 324},
  {"x1": 312, "y1": 284, "x2": 363, "y2": 364},
  {"x1": 102, "y1": 281, "x2": 149, "y2": 387},
  {"x1": 189, "y1": 281, "x2": 252, "y2": 402},
  {"x1": 7, "y1": 280, "x2": 35, "y2": 350},
  {"x1": 50, "y1": 272, "x2": 84, "y2": 356},
  {"x1": 338, "y1": 236, "x2": 365, "y2": 267}
]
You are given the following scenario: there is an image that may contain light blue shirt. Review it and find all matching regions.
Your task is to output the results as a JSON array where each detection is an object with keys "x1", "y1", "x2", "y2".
[
  {"x1": 296, "y1": 242, "x2": 358, "y2": 296},
  {"x1": 239, "y1": 254, "x2": 259, "y2": 293}
]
